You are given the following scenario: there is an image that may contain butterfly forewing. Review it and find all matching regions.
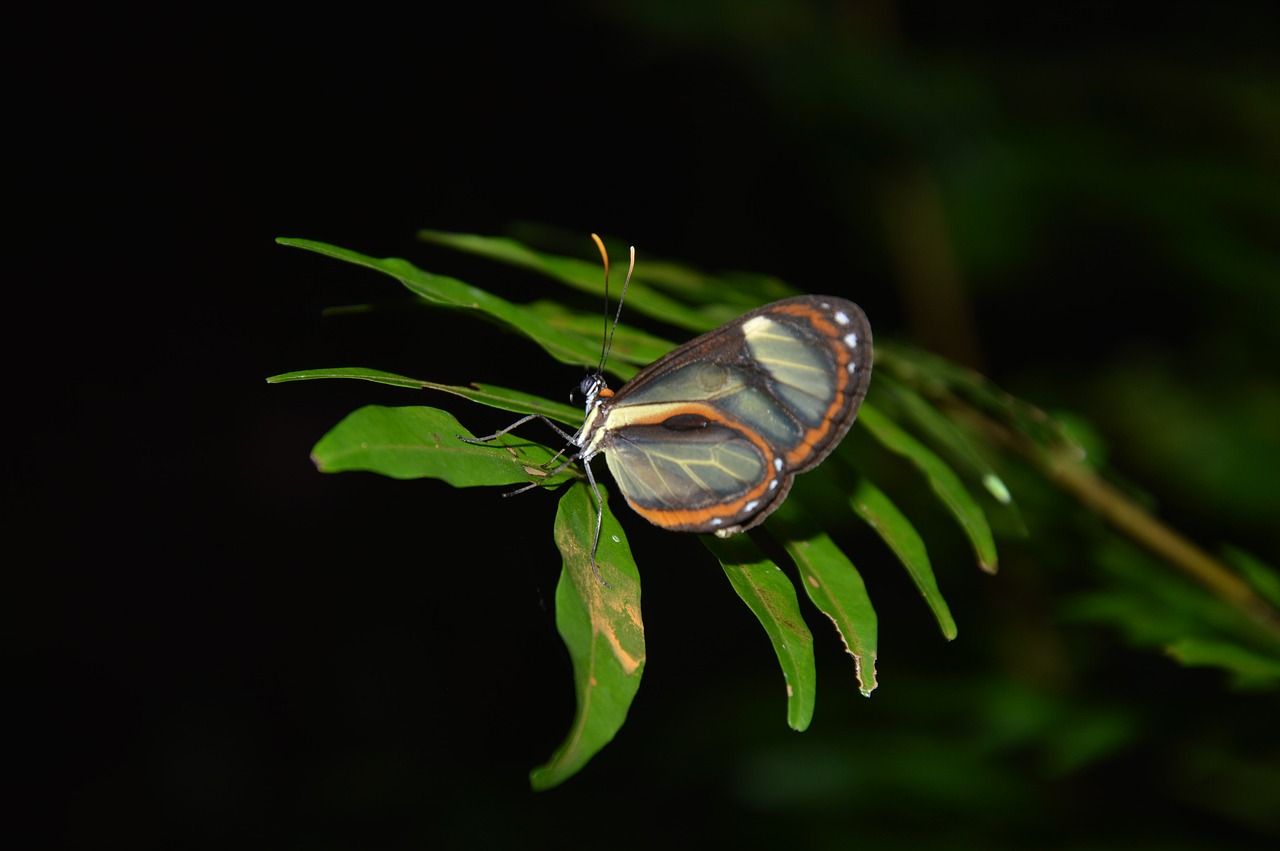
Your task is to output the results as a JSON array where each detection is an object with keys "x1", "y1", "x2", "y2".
[
  {"x1": 739, "y1": 297, "x2": 871, "y2": 470},
  {"x1": 591, "y1": 295, "x2": 872, "y2": 536}
]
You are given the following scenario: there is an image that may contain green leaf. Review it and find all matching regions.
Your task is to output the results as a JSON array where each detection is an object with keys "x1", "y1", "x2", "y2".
[
  {"x1": 1223, "y1": 547, "x2": 1280, "y2": 611},
  {"x1": 767, "y1": 497, "x2": 879, "y2": 696},
  {"x1": 277, "y1": 238, "x2": 603, "y2": 369},
  {"x1": 421, "y1": 382, "x2": 583, "y2": 427},
  {"x1": 417, "y1": 228, "x2": 743, "y2": 331},
  {"x1": 495, "y1": 221, "x2": 795, "y2": 307},
  {"x1": 849, "y1": 475, "x2": 958, "y2": 640},
  {"x1": 525, "y1": 298, "x2": 676, "y2": 371},
  {"x1": 858, "y1": 402, "x2": 1000, "y2": 574},
  {"x1": 704, "y1": 533, "x2": 816, "y2": 731},
  {"x1": 1063, "y1": 539, "x2": 1280, "y2": 686},
  {"x1": 311, "y1": 405, "x2": 576, "y2": 488},
  {"x1": 530, "y1": 481, "x2": 645, "y2": 790},
  {"x1": 267, "y1": 366, "x2": 430, "y2": 389},
  {"x1": 877, "y1": 341, "x2": 1084, "y2": 457},
  {"x1": 268, "y1": 367, "x2": 585, "y2": 427},
  {"x1": 1166, "y1": 638, "x2": 1280, "y2": 689},
  {"x1": 872, "y1": 373, "x2": 1022, "y2": 524},
  {"x1": 632, "y1": 263, "x2": 794, "y2": 308}
]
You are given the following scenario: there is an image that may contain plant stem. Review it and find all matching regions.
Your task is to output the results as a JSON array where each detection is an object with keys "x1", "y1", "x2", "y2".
[{"x1": 996, "y1": 421, "x2": 1280, "y2": 640}]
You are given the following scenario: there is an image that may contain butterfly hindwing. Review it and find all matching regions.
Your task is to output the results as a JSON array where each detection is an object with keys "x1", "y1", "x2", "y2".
[{"x1": 603, "y1": 417, "x2": 782, "y2": 533}]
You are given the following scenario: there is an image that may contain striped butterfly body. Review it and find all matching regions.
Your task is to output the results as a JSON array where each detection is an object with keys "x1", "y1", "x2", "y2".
[{"x1": 465, "y1": 240, "x2": 872, "y2": 581}]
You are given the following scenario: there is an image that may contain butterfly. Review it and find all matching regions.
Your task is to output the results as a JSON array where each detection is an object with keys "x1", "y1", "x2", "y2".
[{"x1": 465, "y1": 236, "x2": 873, "y2": 583}]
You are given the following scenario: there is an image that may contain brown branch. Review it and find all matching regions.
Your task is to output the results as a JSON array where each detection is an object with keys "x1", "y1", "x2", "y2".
[
  {"x1": 1040, "y1": 449, "x2": 1280, "y2": 638},
  {"x1": 977, "y1": 412, "x2": 1280, "y2": 641}
]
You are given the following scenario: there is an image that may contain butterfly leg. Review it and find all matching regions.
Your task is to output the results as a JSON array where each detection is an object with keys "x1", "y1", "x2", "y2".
[
  {"x1": 458, "y1": 414, "x2": 580, "y2": 472},
  {"x1": 581, "y1": 458, "x2": 613, "y2": 588},
  {"x1": 458, "y1": 414, "x2": 577, "y2": 445},
  {"x1": 458, "y1": 412, "x2": 583, "y2": 468},
  {"x1": 458, "y1": 415, "x2": 588, "y2": 497},
  {"x1": 499, "y1": 453, "x2": 582, "y2": 497}
]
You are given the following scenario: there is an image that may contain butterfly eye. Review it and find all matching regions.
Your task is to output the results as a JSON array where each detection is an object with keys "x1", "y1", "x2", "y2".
[{"x1": 570, "y1": 374, "x2": 600, "y2": 407}]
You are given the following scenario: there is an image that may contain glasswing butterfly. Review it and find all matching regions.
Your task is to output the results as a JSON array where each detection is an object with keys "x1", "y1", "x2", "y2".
[{"x1": 465, "y1": 235, "x2": 873, "y2": 584}]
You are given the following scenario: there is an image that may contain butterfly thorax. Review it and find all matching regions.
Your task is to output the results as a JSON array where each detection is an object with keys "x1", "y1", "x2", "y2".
[{"x1": 574, "y1": 372, "x2": 614, "y2": 459}]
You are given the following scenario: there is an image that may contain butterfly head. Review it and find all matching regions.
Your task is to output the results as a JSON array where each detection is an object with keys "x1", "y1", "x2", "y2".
[{"x1": 571, "y1": 372, "x2": 615, "y2": 415}]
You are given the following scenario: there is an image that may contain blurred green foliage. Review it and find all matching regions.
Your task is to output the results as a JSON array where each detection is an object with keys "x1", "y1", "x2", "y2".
[
  {"x1": 562, "y1": 2, "x2": 1280, "y2": 843},
  {"x1": 276, "y1": 1, "x2": 1280, "y2": 845}
]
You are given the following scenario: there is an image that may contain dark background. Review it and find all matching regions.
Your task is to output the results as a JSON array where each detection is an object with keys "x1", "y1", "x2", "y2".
[{"x1": 18, "y1": 3, "x2": 1279, "y2": 848}]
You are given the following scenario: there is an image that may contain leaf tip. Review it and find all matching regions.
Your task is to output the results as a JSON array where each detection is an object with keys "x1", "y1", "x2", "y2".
[
  {"x1": 527, "y1": 766, "x2": 564, "y2": 793},
  {"x1": 982, "y1": 473, "x2": 1012, "y2": 504}
]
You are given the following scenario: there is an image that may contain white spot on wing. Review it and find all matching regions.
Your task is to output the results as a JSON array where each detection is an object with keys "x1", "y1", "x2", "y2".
[
  {"x1": 834, "y1": 310, "x2": 850, "y2": 325},
  {"x1": 773, "y1": 457, "x2": 784, "y2": 471},
  {"x1": 745, "y1": 500, "x2": 759, "y2": 512},
  {"x1": 769, "y1": 478, "x2": 778, "y2": 490},
  {"x1": 844, "y1": 332, "x2": 859, "y2": 348},
  {"x1": 711, "y1": 518, "x2": 723, "y2": 526},
  {"x1": 847, "y1": 362, "x2": 858, "y2": 373}
]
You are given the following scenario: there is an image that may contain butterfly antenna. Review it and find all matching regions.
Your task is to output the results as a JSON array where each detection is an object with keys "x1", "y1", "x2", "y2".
[
  {"x1": 590, "y1": 233, "x2": 612, "y2": 374},
  {"x1": 589, "y1": 234, "x2": 636, "y2": 375},
  {"x1": 602, "y1": 249, "x2": 635, "y2": 374}
]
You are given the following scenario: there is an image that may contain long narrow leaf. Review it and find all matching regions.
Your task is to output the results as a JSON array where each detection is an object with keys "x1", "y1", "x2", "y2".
[
  {"x1": 277, "y1": 238, "x2": 603, "y2": 368},
  {"x1": 268, "y1": 366, "x2": 431, "y2": 390},
  {"x1": 268, "y1": 368, "x2": 585, "y2": 426},
  {"x1": 872, "y1": 372, "x2": 1021, "y2": 518},
  {"x1": 858, "y1": 402, "x2": 1000, "y2": 574},
  {"x1": 417, "y1": 228, "x2": 739, "y2": 332},
  {"x1": 1166, "y1": 638, "x2": 1280, "y2": 689},
  {"x1": 849, "y1": 475, "x2": 958, "y2": 640},
  {"x1": 877, "y1": 341, "x2": 1084, "y2": 457},
  {"x1": 704, "y1": 534, "x2": 816, "y2": 731},
  {"x1": 435, "y1": 382, "x2": 581, "y2": 426},
  {"x1": 767, "y1": 497, "x2": 879, "y2": 696},
  {"x1": 493, "y1": 221, "x2": 794, "y2": 307},
  {"x1": 1223, "y1": 547, "x2": 1280, "y2": 611},
  {"x1": 526, "y1": 299, "x2": 675, "y2": 371}
]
